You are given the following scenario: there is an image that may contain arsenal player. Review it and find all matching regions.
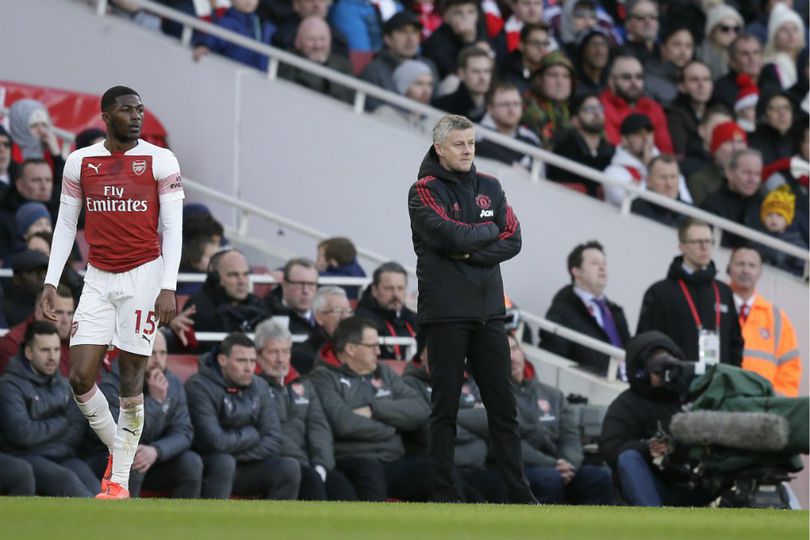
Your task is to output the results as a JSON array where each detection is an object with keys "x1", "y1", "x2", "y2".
[{"x1": 41, "y1": 86, "x2": 184, "y2": 499}]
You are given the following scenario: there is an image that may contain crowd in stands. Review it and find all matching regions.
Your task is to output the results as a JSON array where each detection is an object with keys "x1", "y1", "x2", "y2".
[
  {"x1": 103, "y1": 0, "x2": 810, "y2": 275},
  {"x1": 0, "y1": 0, "x2": 806, "y2": 505}
]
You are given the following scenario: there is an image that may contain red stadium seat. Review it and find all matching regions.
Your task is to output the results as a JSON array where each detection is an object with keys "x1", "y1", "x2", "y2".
[
  {"x1": 560, "y1": 182, "x2": 587, "y2": 195},
  {"x1": 166, "y1": 354, "x2": 200, "y2": 383},
  {"x1": 176, "y1": 294, "x2": 190, "y2": 310}
]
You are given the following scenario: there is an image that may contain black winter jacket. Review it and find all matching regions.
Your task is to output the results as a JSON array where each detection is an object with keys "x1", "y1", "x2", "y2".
[
  {"x1": 539, "y1": 285, "x2": 631, "y2": 376},
  {"x1": 185, "y1": 354, "x2": 283, "y2": 462},
  {"x1": 408, "y1": 147, "x2": 521, "y2": 324},
  {"x1": 355, "y1": 288, "x2": 418, "y2": 360},
  {"x1": 0, "y1": 357, "x2": 84, "y2": 458},
  {"x1": 260, "y1": 372, "x2": 335, "y2": 471},
  {"x1": 637, "y1": 256, "x2": 743, "y2": 367},
  {"x1": 100, "y1": 361, "x2": 194, "y2": 463},
  {"x1": 599, "y1": 331, "x2": 686, "y2": 468}
]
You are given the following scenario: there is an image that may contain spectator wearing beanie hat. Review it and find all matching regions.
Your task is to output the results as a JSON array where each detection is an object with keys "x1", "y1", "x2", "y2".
[
  {"x1": 521, "y1": 50, "x2": 575, "y2": 148},
  {"x1": 374, "y1": 59, "x2": 435, "y2": 133},
  {"x1": 15, "y1": 202, "x2": 52, "y2": 243},
  {"x1": 763, "y1": 2, "x2": 806, "y2": 90},
  {"x1": 687, "y1": 120, "x2": 748, "y2": 206},
  {"x1": 748, "y1": 90, "x2": 797, "y2": 166},
  {"x1": 758, "y1": 185, "x2": 808, "y2": 276},
  {"x1": 698, "y1": 4, "x2": 745, "y2": 81},
  {"x1": 734, "y1": 73, "x2": 760, "y2": 132}
]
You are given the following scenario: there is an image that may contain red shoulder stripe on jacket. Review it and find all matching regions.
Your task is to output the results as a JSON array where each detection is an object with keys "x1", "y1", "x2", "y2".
[{"x1": 416, "y1": 176, "x2": 489, "y2": 227}]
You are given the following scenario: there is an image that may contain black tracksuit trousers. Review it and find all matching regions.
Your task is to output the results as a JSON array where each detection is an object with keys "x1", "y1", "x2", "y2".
[{"x1": 425, "y1": 319, "x2": 536, "y2": 503}]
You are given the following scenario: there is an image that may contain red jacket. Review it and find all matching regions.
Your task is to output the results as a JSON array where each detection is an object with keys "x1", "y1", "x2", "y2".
[{"x1": 599, "y1": 89, "x2": 673, "y2": 154}]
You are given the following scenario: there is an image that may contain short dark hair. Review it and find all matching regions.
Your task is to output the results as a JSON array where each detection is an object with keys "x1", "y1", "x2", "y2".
[
  {"x1": 647, "y1": 154, "x2": 678, "y2": 176},
  {"x1": 19, "y1": 158, "x2": 50, "y2": 179},
  {"x1": 101, "y1": 86, "x2": 140, "y2": 112},
  {"x1": 566, "y1": 240, "x2": 604, "y2": 282},
  {"x1": 607, "y1": 52, "x2": 641, "y2": 77},
  {"x1": 318, "y1": 237, "x2": 357, "y2": 267},
  {"x1": 486, "y1": 81, "x2": 521, "y2": 107},
  {"x1": 181, "y1": 236, "x2": 216, "y2": 270},
  {"x1": 678, "y1": 217, "x2": 712, "y2": 243},
  {"x1": 440, "y1": 0, "x2": 479, "y2": 14},
  {"x1": 729, "y1": 244, "x2": 763, "y2": 263},
  {"x1": 679, "y1": 59, "x2": 710, "y2": 82},
  {"x1": 520, "y1": 21, "x2": 549, "y2": 43},
  {"x1": 283, "y1": 257, "x2": 317, "y2": 281},
  {"x1": 24, "y1": 320, "x2": 59, "y2": 348},
  {"x1": 729, "y1": 33, "x2": 762, "y2": 60},
  {"x1": 372, "y1": 261, "x2": 407, "y2": 286},
  {"x1": 219, "y1": 332, "x2": 255, "y2": 357},
  {"x1": 56, "y1": 284, "x2": 73, "y2": 300},
  {"x1": 183, "y1": 214, "x2": 224, "y2": 242},
  {"x1": 457, "y1": 46, "x2": 491, "y2": 71},
  {"x1": 332, "y1": 316, "x2": 378, "y2": 353}
]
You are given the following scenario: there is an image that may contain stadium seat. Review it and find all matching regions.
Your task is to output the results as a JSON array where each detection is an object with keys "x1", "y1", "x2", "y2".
[
  {"x1": 176, "y1": 294, "x2": 190, "y2": 310},
  {"x1": 166, "y1": 354, "x2": 200, "y2": 383}
]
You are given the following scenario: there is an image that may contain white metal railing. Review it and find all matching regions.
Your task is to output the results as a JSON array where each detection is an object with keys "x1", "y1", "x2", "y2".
[
  {"x1": 77, "y1": 0, "x2": 810, "y2": 265},
  {"x1": 195, "y1": 331, "x2": 416, "y2": 357}
]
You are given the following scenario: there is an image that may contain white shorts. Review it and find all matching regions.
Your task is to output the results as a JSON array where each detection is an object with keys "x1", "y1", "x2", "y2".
[{"x1": 71, "y1": 257, "x2": 163, "y2": 356}]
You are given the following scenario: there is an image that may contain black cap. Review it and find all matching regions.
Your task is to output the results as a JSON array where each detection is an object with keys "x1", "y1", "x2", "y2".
[
  {"x1": 12, "y1": 249, "x2": 49, "y2": 273},
  {"x1": 383, "y1": 11, "x2": 423, "y2": 35},
  {"x1": 620, "y1": 113, "x2": 653, "y2": 135}
]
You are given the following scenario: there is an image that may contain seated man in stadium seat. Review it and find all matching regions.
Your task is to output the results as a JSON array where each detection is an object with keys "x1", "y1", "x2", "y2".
[
  {"x1": 93, "y1": 331, "x2": 203, "y2": 498},
  {"x1": 0, "y1": 285, "x2": 73, "y2": 376},
  {"x1": 254, "y1": 319, "x2": 357, "y2": 500},
  {"x1": 315, "y1": 236, "x2": 367, "y2": 300},
  {"x1": 186, "y1": 333, "x2": 301, "y2": 499},
  {"x1": 267, "y1": 257, "x2": 320, "y2": 343},
  {"x1": 432, "y1": 46, "x2": 494, "y2": 123},
  {"x1": 630, "y1": 155, "x2": 689, "y2": 228},
  {"x1": 509, "y1": 335, "x2": 613, "y2": 505},
  {"x1": 186, "y1": 248, "x2": 271, "y2": 351},
  {"x1": 475, "y1": 81, "x2": 541, "y2": 170},
  {"x1": 355, "y1": 261, "x2": 417, "y2": 360},
  {"x1": 277, "y1": 16, "x2": 355, "y2": 104},
  {"x1": 540, "y1": 241, "x2": 630, "y2": 379},
  {"x1": 272, "y1": 0, "x2": 349, "y2": 58},
  {"x1": 599, "y1": 332, "x2": 715, "y2": 507},
  {"x1": 191, "y1": 0, "x2": 276, "y2": 71},
  {"x1": 402, "y1": 343, "x2": 509, "y2": 503},
  {"x1": 309, "y1": 317, "x2": 432, "y2": 501},
  {"x1": 294, "y1": 286, "x2": 353, "y2": 374},
  {"x1": 0, "y1": 321, "x2": 99, "y2": 497}
]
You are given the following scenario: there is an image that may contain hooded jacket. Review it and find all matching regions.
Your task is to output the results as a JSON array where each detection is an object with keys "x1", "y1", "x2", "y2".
[
  {"x1": 539, "y1": 284, "x2": 631, "y2": 376},
  {"x1": 185, "y1": 353, "x2": 283, "y2": 463},
  {"x1": 408, "y1": 147, "x2": 521, "y2": 324},
  {"x1": 100, "y1": 360, "x2": 194, "y2": 464},
  {"x1": 309, "y1": 358, "x2": 429, "y2": 462},
  {"x1": 637, "y1": 256, "x2": 743, "y2": 367},
  {"x1": 259, "y1": 368, "x2": 335, "y2": 471},
  {"x1": 599, "y1": 331, "x2": 686, "y2": 468},
  {"x1": 401, "y1": 360, "x2": 489, "y2": 469},
  {"x1": 0, "y1": 356, "x2": 84, "y2": 458},
  {"x1": 355, "y1": 287, "x2": 418, "y2": 360},
  {"x1": 513, "y1": 362, "x2": 583, "y2": 469}
]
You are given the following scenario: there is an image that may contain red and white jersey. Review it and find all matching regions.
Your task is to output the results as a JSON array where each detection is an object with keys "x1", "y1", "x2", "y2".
[{"x1": 61, "y1": 140, "x2": 185, "y2": 273}]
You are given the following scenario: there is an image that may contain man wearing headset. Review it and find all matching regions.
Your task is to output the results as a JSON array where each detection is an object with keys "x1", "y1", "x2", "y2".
[{"x1": 184, "y1": 248, "x2": 271, "y2": 352}]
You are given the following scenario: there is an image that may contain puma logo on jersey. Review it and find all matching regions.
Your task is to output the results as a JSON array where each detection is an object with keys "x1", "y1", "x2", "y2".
[
  {"x1": 479, "y1": 209, "x2": 494, "y2": 218},
  {"x1": 87, "y1": 163, "x2": 101, "y2": 174}
]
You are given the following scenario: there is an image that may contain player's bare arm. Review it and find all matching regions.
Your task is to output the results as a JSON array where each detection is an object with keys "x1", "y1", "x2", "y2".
[{"x1": 155, "y1": 289, "x2": 177, "y2": 326}]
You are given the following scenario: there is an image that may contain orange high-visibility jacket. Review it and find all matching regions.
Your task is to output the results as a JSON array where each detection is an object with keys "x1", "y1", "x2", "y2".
[{"x1": 740, "y1": 294, "x2": 802, "y2": 397}]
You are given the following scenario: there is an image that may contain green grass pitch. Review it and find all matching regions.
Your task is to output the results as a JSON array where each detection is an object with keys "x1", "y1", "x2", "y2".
[{"x1": 2, "y1": 498, "x2": 807, "y2": 540}]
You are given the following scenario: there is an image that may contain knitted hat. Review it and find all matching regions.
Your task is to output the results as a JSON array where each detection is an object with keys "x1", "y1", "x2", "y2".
[
  {"x1": 766, "y1": 3, "x2": 805, "y2": 51},
  {"x1": 710, "y1": 121, "x2": 747, "y2": 154},
  {"x1": 704, "y1": 4, "x2": 743, "y2": 37},
  {"x1": 531, "y1": 50, "x2": 576, "y2": 79},
  {"x1": 15, "y1": 202, "x2": 51, "y2": 238},
  {"x1": 761, "y1": 185, "x2": 796, "y2": 226},
  {"x1": 734, "y1": 73, "x2": 759, "y2": 113},
  {"x1": 393, "y1": 59, "x2": 432, "y2": 95}
]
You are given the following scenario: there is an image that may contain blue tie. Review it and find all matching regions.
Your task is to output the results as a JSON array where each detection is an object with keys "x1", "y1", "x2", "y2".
[{"x1": 594, "y1": 298, "x2": 623, "y2": 347}]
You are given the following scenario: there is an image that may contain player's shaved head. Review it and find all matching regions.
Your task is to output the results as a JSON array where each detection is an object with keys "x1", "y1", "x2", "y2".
[{"x1": 101, "y1": 86, "x2": 140, "y2": 112}]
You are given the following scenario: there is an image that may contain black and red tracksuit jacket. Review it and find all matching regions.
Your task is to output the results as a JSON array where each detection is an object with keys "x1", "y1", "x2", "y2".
[{"x1": 408, "y1": 147, "x2": 521, "y2": 325}]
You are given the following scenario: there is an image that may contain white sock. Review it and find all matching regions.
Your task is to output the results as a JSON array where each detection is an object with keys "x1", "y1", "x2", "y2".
[
  {"x1": 110, "y1": 395, "x2": 145, "y2": 489},
  {"x1": 74, "y1": 385, "x2": 117, "y2": 451}
]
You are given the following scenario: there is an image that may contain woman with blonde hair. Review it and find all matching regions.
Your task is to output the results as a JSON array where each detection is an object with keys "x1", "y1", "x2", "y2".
[{"x1": 763, "y1": 2, "x2": 806, "y2": 89}]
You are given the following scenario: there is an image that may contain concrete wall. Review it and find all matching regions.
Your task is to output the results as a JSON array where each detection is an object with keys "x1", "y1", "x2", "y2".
[{"x1": 3, "y1": 0, "x2": 807, "y2": 505}]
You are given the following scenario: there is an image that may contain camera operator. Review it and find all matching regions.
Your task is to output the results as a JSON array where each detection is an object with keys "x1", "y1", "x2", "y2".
[{"x1": 599, "y1": 331, "x2": 716, "y2": 507}]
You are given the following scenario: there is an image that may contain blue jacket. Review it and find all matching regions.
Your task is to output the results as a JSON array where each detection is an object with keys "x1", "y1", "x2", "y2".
[
  {"x1": 320, "y1": 257, "x2": 366, "y2": 299},
  {"x1": 194, "y1": 8, "x2": 276, "y2": 71},
  {"x1": 330, "y1": 0, "x2": 399, "y2": 52}
]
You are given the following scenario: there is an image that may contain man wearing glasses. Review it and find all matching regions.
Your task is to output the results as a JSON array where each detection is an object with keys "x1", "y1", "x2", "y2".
[
  {"x1": 294, "y1": 286, "x2": 353, "y2": 374},
  {"x1": 623, "y1": 0, "x2": 660, "y2": 64},
  {"x1": 637, "y1": 218, "x2": 743, "y2": 367},
  {"x1": 267, "y1": 257, "x2": 321, "y2": 340},
  {"x1": 600, "y1": 53, "x2": 674, "y2": 153},
  {"x1": 309, "y1": 317, "x2": 432, "y2": 501}
]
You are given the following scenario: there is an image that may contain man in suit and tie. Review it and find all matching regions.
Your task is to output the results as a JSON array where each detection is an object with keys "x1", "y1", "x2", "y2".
[{"x1": 539, "y1": 240, "x2": 631, "y2": 378}]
